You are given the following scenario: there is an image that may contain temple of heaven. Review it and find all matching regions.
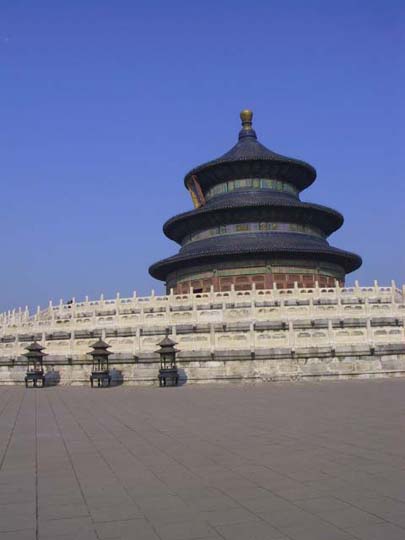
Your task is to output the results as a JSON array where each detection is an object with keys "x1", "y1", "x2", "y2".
[{"x1": 149, "y1": 110, "x2": 362, "y2": 293}]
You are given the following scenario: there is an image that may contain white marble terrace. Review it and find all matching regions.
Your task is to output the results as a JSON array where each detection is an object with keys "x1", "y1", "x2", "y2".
[{"x1": 0, "y1": 281, "x2": 404, "y2": 360}]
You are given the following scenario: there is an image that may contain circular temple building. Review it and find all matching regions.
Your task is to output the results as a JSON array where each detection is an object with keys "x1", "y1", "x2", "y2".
[{"x1": 149, "y1": 110, "x2": 361, "y2": 293}]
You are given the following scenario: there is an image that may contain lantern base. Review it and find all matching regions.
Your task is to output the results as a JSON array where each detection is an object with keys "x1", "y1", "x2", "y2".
[
  {"x1": 25, "y1": 370, "x2": 45, "y2": 388},
  {"x1": 90, "y1": 370, "x2": 111, "y2": 388},
  {"x1": 158, "y1": 367, "x2": 179, "y2": 387}
]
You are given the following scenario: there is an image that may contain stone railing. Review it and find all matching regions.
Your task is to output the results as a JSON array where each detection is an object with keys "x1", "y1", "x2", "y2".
[
  {"x1": 0, "y1": 282, "x2": 404, "y2": 385},
  {"x1": 0, "y1": 281, "x2": 403, "y2": 360}
]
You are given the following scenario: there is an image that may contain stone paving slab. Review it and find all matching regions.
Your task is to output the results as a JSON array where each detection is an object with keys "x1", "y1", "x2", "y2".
[{"x1": 0, "y1": 379, "x2": 404, "y2": 539}]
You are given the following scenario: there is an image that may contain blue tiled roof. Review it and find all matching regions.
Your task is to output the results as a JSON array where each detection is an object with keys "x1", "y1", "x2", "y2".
[
  {"x1": 149, "y1": 232, "x2": 362, "y2": 281},
  {"x1": 184, "y1": 118, "x2": 316, "y2": 191},
  {"x1": 163, "y1": 191, "x2": 343, "y2": 242}
]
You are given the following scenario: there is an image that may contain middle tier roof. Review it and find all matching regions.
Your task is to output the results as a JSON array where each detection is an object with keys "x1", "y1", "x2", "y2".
[{"x1": 164, "y1": 191, "x2": 344, "y2": 243}]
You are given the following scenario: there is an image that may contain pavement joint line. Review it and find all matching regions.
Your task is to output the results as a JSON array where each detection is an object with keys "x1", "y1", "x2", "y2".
[
  {"x1": 45, "y1": 390, "x2": 101, "y2": 540},
  {"x1": 80, "y1": 389, "x2": 393, "y2": 540},
  {"x1": 73, "y1": 390, "x2": 306, "y2": 540},
  {"x1": 68, "y1": 388, "x2": 245, "y2": 540},
  {"x1": 35, "y1": 390, "x2": 39, "y2": 540},
  {"x1": 0, "y1": 388, "x2": 26, "y2": 471},
  {"x1": 0, "y1": 386, "x2": 12, "y2": 415},
  {"x1": 66, "y1": 388, "x2": 183, "y2": 497},
  {"x1": 56, "y1": 389, "x2": 166, "y2": 540},
  {"x1": 1, "y1": 382, "x2": 405, "y2": 540}
]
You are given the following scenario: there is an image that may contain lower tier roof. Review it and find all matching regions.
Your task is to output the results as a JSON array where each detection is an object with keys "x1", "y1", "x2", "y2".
[{"x1": 149, "y1": 233, "x2": 362, "y2": 281}]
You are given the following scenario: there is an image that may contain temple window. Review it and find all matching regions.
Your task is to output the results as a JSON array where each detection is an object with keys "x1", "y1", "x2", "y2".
[
  {"x1": 182, "y1": 222, "x2": 325, "y2": 246},
  {"x1": 205, "y1": 178, "x2": 298, "y2": 200}
]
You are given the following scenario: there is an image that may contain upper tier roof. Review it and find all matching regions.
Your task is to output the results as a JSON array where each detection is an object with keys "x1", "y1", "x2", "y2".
[{"x1": 184, "y1": 110, "x2": 317, "y2": 192}]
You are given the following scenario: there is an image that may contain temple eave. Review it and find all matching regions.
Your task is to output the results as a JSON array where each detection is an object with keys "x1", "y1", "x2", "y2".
[
  {"x1": 184, "y1": 158, "x2": 316, "y2": 192},
  {"x1": 163, "y1": 198, "x2": 344, "y2": 243},
  {"x1": 149, "y1": 246, "x2": 361, "y2": 282}
]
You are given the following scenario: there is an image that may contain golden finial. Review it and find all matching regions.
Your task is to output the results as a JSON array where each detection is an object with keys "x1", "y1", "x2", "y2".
[{"x1": 240, "y1": 109, "x2": 253, "y2": 130}]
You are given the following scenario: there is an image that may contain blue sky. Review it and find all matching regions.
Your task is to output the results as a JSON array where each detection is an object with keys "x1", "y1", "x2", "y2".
[{"x1": 1, "y1": 0, "x2": 404, "y2": 311}]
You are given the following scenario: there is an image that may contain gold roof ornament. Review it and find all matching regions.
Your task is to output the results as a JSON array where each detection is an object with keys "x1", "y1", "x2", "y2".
[{"x1": 240, "y1": 109, "x2": 253, "y2": 130}]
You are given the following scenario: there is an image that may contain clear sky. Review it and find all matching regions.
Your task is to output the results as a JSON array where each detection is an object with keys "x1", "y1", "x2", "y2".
[{"x1": 1, "y1": 0, "x2": 404, "y2": 312}]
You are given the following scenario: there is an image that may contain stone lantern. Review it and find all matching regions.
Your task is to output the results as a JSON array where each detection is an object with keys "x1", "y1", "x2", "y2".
[
  {"x1": 24, "y1": 341, "x2": 46, "y2": 388},
  {"x1": 156, "y1": 336, "x2": 179, "y2": 387},
  {"x1": 89, "y1": 339, "x2": 112, "y2": 387}
]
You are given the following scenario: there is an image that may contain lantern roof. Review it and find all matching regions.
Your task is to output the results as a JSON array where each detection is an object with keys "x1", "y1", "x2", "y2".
[
  {"x1": 25, "y1": 341, "x2": 45, "y2": 352},
  {"x1": 155, "y1": 336, "x2": 179, "y2": 354},
  {"x1": 91, "y1": 338, "x2": 111, "y2": 349},
  {"x1": 89, "y1": 338, "x2": 111, "y2": 357},
  {"x1": 23, "y1": 341, "x2": 46, "y2": 359},
  {"x1": 157, "y1": 336, "x2": 177, "y2": 348}
]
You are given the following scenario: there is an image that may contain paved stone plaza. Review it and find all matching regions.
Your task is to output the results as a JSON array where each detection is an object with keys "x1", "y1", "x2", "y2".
[{"x1": 0, "y1": 380, "x2": 404, "y2": 540}]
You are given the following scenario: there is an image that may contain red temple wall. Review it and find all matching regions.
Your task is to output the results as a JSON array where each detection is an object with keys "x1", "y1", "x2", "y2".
[{"x1": 171, "y1": 272, "x2": 343, "y2": 294}]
